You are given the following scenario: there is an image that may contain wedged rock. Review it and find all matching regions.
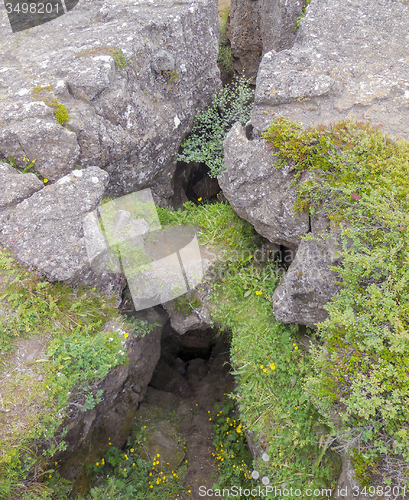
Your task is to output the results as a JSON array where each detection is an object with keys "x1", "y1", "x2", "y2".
[
  {"x1": 252, "y1": 0, "x2": 409, "y2": 141},
  {"x1": 163, "y1": 284, "x2": 213, "y2": 335},
  {"x1": 227, "y1": 0, "x2": 304, "y2": 80},
  {"x1": 0, "y1": 166, "x2": 123, "y2": 300},
  {"x1": 219, "y1": 122, "x2": 309, "y2": 249},
  {"x1": 0, "y1": 163, "x2": 44, "y2": 208},
  {"x1": 0, "y1": 0, "x2": 221, "y2": 204},
  {"x1": 272, "y1": 220, "x2": 341, "y2": 326}
]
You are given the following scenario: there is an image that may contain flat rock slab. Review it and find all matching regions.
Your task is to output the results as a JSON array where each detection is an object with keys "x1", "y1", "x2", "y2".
[
  {"x1": 252, "y1": 0, "x2": 409, "y2": 141},
  {"x1": 0, "y1": 0, "x2": 220, "y2": 203}
]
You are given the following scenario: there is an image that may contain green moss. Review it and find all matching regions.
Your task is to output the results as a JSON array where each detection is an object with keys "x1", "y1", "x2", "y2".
[
  {"x1": 263, "y1": 116, "x2": 409, "y2": 488},
  {"x1": 52, "y1": 100, "x2": 70, "y2": 125},
  {"x1": 173, "y1": 293, "x2": 201, "y2": 316},
  {"x1": 32, "y1": 84, "x2": 53, "y2": 95},
  {"x1": 295, "y1": 0, "x2": 311, "y2": 32},
  {"x1": 217, "y1": 8, "x2": 234, "y2": 76},
  {"x1": 111, "y1": 48, "x2": 128, "y2": 69}
]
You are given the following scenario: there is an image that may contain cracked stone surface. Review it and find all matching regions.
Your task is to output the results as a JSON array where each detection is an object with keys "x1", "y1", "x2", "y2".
[
  {"x1": 252, "y1": 0, "x2": 409, "y2": 141},
  {"x1": 0, "y1": 166, "x2": 123, "y2": 300},
  {"x1": 0, "y1": 0, "x2": 221, "y2": 204},
  {"x1": 220, "y1": 122, "x2": 310, "y2": 249}
]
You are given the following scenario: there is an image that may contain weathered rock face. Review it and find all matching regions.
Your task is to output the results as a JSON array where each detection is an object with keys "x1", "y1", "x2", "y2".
[
  {"x1": 0, "y1": 0, "x2": 221, "y2": 204},
  {"x1": 272, "y1": 224, "x2": 341, "y2": 326},
  {"x1": 220, "y1": 122, "x2": 309, "y2": 249},
  {"x1": 56, "y1": 308, "x2": 167, "y2": 488},
  {"x1": 227, "y1": 0, "x2": 304, "y2": 80},
  {"x1": 252, "y1": 0, "x2": 409, "y2": 141},
  {"x1": 0, "y1": 163, "x2": 44, "y2": 208},
  {"x1": 0, "y1": 166, "x2": 123, "y2": 300}
]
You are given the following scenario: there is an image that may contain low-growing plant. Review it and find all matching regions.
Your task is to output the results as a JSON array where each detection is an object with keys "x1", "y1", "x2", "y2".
[
  {"x1": 177, "y1": 77, "x2": 254, "y2": 178},
  {"x1": 263, "y1": 116, "x2": 409, "y2": 488},
  {"x1": 211, "y1": 401, "x2": 255, "y2": 495},
  {"x1": 85, "y1": 430, "x2": 187, "y2": 499}
]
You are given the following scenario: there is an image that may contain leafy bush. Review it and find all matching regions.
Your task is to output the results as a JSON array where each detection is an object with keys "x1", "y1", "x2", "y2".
[
  {"x1": 263, "y1": 117, "x2": 409, "y2": 488},
  {"x1": 177, "y1": 77, "x2": 254, "y2": 178}
]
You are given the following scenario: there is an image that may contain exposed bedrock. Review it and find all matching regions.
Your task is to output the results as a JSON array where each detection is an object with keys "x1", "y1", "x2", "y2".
[
  {"x1": 272, "y1": 216, "x2": 342, "y2": 326},
  {"x1": 227, "y1": 0, "x2": 304, "y2": 80},
  {"x1": 0, "y1": 0, "x2": 221, "y2": 204},
  {"x1": 252, "y1": 0, "x2": 409, "y2": 140},
  {"x1": 0, "y1": 166, "x2": 124, "y2": 301}
]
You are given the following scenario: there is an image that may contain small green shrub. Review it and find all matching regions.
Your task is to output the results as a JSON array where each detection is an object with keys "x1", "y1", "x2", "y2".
[
  {"x1": 111, "y1": 48, "x2": 128, "y2": 69},
  {"x1": 177, "y1": 77, "x2": 254, "y2": 178},
  {"x1": 263, "y1": 116, "x2": 409, "y2": 488}
]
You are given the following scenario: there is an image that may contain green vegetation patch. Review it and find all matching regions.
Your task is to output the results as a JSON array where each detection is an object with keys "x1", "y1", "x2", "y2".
[
  {"x1": 157, "y1": 201, "x2": 340, "y2": 497},
  {"x1": 210, "y1": 261, "x2": 339, "y2": 496},
  {"x1": 0, "y1": 248, "x2": 141, "y2": 499},
  {"x1": 85, "y1": 429, "x2": 187, "y2": 499},
  {"x1": 217, "y1": 8, "x2": 234, "y2": 77},
  {"x1": 211, "y1": 401, "x2": 256, "y2": 495},
  {"x1": 177, "y1": 77, "x2": 253, "y2": 178},
  {"x1": 263, "y1": 117, "x2": 409, "y2": 488}
]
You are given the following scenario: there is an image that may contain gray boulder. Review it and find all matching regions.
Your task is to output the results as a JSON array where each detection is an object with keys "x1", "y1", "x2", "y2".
[
  {"x1": 252, "y1": 0, "x2": 409, "y2": 141},
  {"x1": 0, "y1": 166, "x2": 123, "y2": 300},
  {"x1": 0, "y1": 163, "x2": 44, "y2": 208},
  {"x1": 272, "y1": 218, "x2": 342, "y2": 326},
  {"x1": 227, "y1": 0, "x2": 304, "y2": 80},
  {"x1": 219, "y1": 122, "x2": 309, "y2": 249},
  {"x1": 0, "y1": 0, "x2": 221, "y2": 204}
]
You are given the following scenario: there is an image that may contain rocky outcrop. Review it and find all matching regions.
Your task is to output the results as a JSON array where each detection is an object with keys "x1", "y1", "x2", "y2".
[
  {"x1": 219, "y1": 122, "x2": 309, "y2": 249},
  {"x1": 56, "y1": 308, "x2": 167, "y2": 488},
  {"x1": 0, "y1": 0, "x2": 221, "y2": 204},
  {"x1": 272, "y1": 219, "x2": 342, "y2": 326},
  {"x1": 252, "y1": 0, "x2": 409, "y2": 141},
  {"x1": 223, "y1": 0, "x2": 409, "y2": 325},
  {"x1": 227, "y1": 0, "x2": 304, "y2": 80},
  {"x1": 0, "y1": 166, "x2": 123, "y2": 300}
]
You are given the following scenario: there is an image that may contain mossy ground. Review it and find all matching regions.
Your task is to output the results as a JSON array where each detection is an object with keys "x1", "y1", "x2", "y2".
[{"x1": 0, "y1": 248, "x2": 137, "y2": 499}]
